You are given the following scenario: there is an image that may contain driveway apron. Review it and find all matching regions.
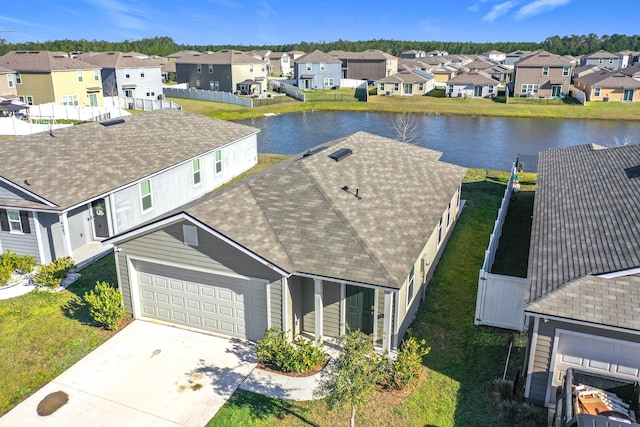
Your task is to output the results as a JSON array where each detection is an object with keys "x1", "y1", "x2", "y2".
[{"x1": 0, "y1": 321, "x2": 257, "y2": 427}]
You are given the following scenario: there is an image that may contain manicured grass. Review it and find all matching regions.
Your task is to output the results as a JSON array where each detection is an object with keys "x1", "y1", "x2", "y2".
[
  {"x1": 0, "y1": 254, "x2": 122, "y2": 416},
  {"x1": 170, "y1": 90, "x2": 640, "y2": 122},
  {"x1": 208, "y1": 168, "x2": 530, "y2": 427}
]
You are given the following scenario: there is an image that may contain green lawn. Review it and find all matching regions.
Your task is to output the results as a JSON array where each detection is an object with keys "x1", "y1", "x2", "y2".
[
  {"x1": 0, "y1": 255, "x2": 122, "y2": 416},
  {"x1": 208, "y1": 168, "x2": 536, "y2": 427}
]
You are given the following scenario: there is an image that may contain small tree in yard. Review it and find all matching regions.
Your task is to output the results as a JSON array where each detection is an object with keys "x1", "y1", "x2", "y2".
[
  {"x1": 392, "y1": 110, "x2": 419, "y2": 144},
  {"x1": 315, "y1": 330, "x2": 380, "y2": 427},
  {"x1": 84, "y1": 281, "x2": 126, "y2": 330}
]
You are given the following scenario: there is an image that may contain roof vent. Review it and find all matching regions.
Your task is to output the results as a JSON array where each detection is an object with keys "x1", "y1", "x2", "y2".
[
  {"x1": 101, "y1": 118, "x2": 125, "y2": 127},
  {"x1": 625, "y1": 165, "x2": 640, "y2": 179},
  {"x1": 329, "y1": 148, "x2": 353, "y2": 162}
]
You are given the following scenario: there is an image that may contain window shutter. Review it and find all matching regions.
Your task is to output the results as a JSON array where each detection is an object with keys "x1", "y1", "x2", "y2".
[
  {"x1": 20, "y1": 211, "x2": 31, "y2": 234},
  {"x1": 0, "y1": 209, "x2": 8, "y2": 231}
]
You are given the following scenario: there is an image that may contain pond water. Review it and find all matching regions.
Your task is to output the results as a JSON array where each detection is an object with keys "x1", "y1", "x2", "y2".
[{"x1": 239, "y1": 112, "x2": 640, "y2": 171}]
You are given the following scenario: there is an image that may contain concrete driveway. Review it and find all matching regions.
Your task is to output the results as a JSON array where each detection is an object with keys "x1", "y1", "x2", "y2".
[{"x1": 0, "y1": 321, "x2": 257, "y2": 427}]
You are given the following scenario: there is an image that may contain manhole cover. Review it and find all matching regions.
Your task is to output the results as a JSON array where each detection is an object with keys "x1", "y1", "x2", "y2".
[{"x1": 37, "y1": 391, "x2": 69, "y2": 416}]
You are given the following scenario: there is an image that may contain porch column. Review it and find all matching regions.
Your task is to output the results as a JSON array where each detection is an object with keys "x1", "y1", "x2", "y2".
[
  {"x1": 314, "y1": 278, "x2": 323, "y2": 341},
  {"x1": 382, "y1": 290, "x2": 394, "y2": 352},
  {"x1": 281, "y1": 276, "x2": 290, "y2": 339},
  {"x1": 32, "y1": 212, "x2": 46, "y2": 264},
  {"x1": 108, "y1": 195, "x2": 119, "y2": 235},
  {"x1": 59, "y1": 212, "x2": 73, "y2": 258}
]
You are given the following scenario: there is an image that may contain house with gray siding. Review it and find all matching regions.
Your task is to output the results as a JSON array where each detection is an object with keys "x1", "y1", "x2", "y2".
[
  {"x1": 580, "y1": 49, "x2": 620, "y2": 70},
  {"x1": 293, "y1": 50, "x2": 342, "y2": 90},
  {"x1": 446, "y1": 70, "x2": 498, "y2": 98},
  {"x1": 106, "y1": 132, "x2": 466, "y2": 348},
  {"x1": 0, "y1": 109, "x2": 259, "y2": 266},
  {"x1": 331, "y1": 49, "x2": 398, "y2": 80},
  {"x1": 522, "y1": 144, "x2": 640, "y2": 410},
  {"x1": 76, "y1": 52, "x2": 163, "y2": 100}
]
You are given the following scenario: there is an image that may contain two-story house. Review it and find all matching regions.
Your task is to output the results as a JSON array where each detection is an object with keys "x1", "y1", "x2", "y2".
[
  {"x1": 268, "y1": 52, "x2": 293, "y2": 77},
  {"x1": 0, "y1": 109, "x2": 259, "y2": 266},
  {"x1": 76, "y1": 52, "x2": 163, "y2": 101},
  {"x1": 580, "y1": 50, "x2": 620, "y2": 71},
  {"x1": 294, "y1": 50, "x2": 342, "y2": 90},
  {"x1": 0, "y1": 51, "x2": 104, "y2": 107},
  {"x1": 0, "y1": 65, "x2": 18, "y2": 101},
  {"x1": 513, "y1": 50, "x2": 572, "y2": 98},
  {"x1": 176, "y1": 50, "x2": 267, "y2": 94},
  {"x1": 332, "y1": 49, "x2": 398, "y2": 80}
]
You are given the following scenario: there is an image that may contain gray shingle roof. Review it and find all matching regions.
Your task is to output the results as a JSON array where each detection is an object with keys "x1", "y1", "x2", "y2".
[
  {"x1": 525, "y1": 274, "x2": 640, "y2": 331},
  {"x1": 334, "y1": 50, "x2": 397, "y2": 61},
  {"x1": 176, "y1": 50, "x2": 264, "y2": 65},
  {"x1": 183, "y1": 132, "x2": 466, "y2": 287},
  {"x1": 447, "y1": 70, "x2": 496, "y2": 85},
  {"x1": 0, "y1": 51, "x2": 100, "y2": 72},
  {"x1": 515, "y1": 50, "x2": 571, "y2": 67},
  {"x1": 0, "y1": 65, "x2": 15, "y2": 73},
  {"x1": 584, "y1": 50, "x2": 618, "y2": 59},
  {"x1": 527, "y1": 144, "x2": 640, "y2": 305},
  {"x1": 378, "y1": 70, "x2": 432, "y2": 84},
  {"x1": 295, "y1": 50, "x2": 342, "y2": 64},
  {"x1": 0, "y1": 109, "x2": 259, "y2": 210},
  {"x1": 77, "y1": 52, "x2": 162, "y2": 69},
  {"x1": 575, "y1": 70, "x2": 640, "y2": 89}
]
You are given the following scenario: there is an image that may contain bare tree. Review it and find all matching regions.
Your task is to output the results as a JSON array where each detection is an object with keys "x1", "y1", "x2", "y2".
[
  {"x1": 612, "y1": 135, "x2": 632, "y2": 147},
  {"x1": 392, "y1": 110, "x2": 419, "y2": 144}
]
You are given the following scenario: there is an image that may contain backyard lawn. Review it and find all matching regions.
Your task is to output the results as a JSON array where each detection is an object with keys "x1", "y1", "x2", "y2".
[
  {"x1": 208, "y1": 169, "x2": 538, "y2": 427},
  {"x1": 0, "y1": 254, "x2": 122, "y2": 416}
]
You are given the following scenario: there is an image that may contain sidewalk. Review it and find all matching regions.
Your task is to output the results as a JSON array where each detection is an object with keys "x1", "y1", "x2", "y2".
[{"x1": 240, "y1": 366, "x2": 325, "y2": 401}]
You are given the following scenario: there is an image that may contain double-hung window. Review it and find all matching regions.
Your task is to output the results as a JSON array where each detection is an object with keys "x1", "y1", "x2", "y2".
[
  {"x1": 0, "y1": 209, "x2": 31, "y2": 234},
  {"x1": 305, "y1": 63, "x2": 312, "y2": 71},
  {"x1": 215, "y1": 150, "x2": 222, "y2": 174},
  {"x1": 437, "y1": 217, "x2": 443, "y2": 246},
  {"x1": 139, "y1": 68, "x2": 145, "y2": 78},
  {"x1": 406, "y1": 266, "x2": 415, "y2": 307},
  {"x1": 94, "y1": 70, "x2": 100, "y2": 81},
  {"x1": 594, "y1": 87, "x2": 601, "y2": 97},
  {"x1": 15, "y1": 72, "x2": 21, "y2": 84},
  {"x1": 192, "y1": 159, "x2": 201, "y2": 185},
  {"x1": 125, "y1": 68, "x2": 131, "y2": 78},
  {"x1": 7, "y1": 74, "x2": 14, "y2": 88},
  {"x1": 197, "y1": 64, "x2": 202, "y2": 73},
  {"x1": 8, "y1": 210, "x2": 23, "y2": 232},
  {"x1": 320, "y1": 63, "x2": 326, "y2": 71},
  {"x1": 77, "y1": 70, "x2": 84, "y2": 83},
  {"x1": 140, "y1": 180, "x2": 152, "y2": 211},
  {"x1": 541, "y1": 66, "x2": 549, "y2": 76},
  {"x1": 208, "y1": 64, "x2": 213, "y2": 73},
  {"x1": 562, "y1": 66, "x2": 570, "y2": 76}
]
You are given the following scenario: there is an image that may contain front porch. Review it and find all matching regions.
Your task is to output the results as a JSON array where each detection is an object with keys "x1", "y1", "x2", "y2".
[{"x1": 72, "y1": 241, "x2": 113, "y2": 270}]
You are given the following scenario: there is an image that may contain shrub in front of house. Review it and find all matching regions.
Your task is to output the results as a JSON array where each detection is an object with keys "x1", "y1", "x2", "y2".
[
  {"x1": 84, "y1": 281, "x2": 126, "y2": 330},
  {"x1": 0, "y1": 262, "x2": 12, "y2": 285},
  {"x1": 256, "y1": 327, "x2": 327, "y2": 374},
  {"x1": 0, "y1": 250, "x2": 37, "y2": 275},
  {"x1": 377, "y1": 332, "x2": 431, "y2": 390},
  {"x1": 33, "y1": 256, "x2": 76, "y2": 288}
]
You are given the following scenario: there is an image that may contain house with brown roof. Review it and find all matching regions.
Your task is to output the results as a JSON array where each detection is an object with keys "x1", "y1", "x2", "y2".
[
  {"x1": 268, "y1": 52, "x2": 293, "y2": 77},
  {"x1": 574, "y1": 70, "x2": 640, "y2": 102},
  {"x1": 580, "y1": 49, "x2": 620, "y2": 70},
  {"x1": 0, "y1": 51, "x2": 104, "y2": 107},
  {"x1": 377, "y1": 70, "x2": 435, "y2": 96},
  {"x1": 522, "y1": 144, "x2": 640, "y2": 410},
  {"x1": 105, "y1": 132, "x2": 466, "y2": 349},
  {"x1": 330, "y1": 49, "x2": 398, "y2": 80},
  {"x1": 176, "y1": 50, "x2": 267, "y2": 94},
  {"x1": 513, "y1": 50, "x2": 572, "y2": 98},
  {"x1": 446, "y1": 70, "x2": 498, "y2": 98},
  {"x1": 0, "y1": 109, "x2": 259, "y2": 267},
  {"x1": 294, "y1": 50, "x2": 342, "y2": 90},
  {"x1": 76, "y1": 52, "x2": 163, "y2": 100}
]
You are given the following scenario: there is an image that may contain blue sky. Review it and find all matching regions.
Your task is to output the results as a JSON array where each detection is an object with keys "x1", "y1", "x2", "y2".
[{"x1": 1, "y1": 0, "x2": 638, "y2": 46}]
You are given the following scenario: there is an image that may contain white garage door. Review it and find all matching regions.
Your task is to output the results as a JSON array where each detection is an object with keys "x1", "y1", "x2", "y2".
[
  {"x1": 135, "y1": 261, "x2": 268, "y2": 342},
  {"x1": 550, "y1": 331, "x2": 640, "y2": 392}
]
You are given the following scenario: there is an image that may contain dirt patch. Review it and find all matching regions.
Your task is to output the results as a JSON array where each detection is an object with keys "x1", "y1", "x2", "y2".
[
  {"x1": 255, "y1": 358, "x2": 329, "y2": 377},
  {"x1": 37, "y1": 391, "x2": 69, "y2": 416}
]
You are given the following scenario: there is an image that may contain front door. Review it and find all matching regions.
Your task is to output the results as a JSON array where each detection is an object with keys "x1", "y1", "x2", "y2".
[
  {"x1": 304, "y1": 79, "x2": 312, "y2": 90},
  {"x1": 552, "y1": 85, "x2": 562, "y2": 98},
  {"x1": 89, "y1": 93, "x2": 98, "y2": 106},
  {"x1": 346, "y1": 285, "x2": 374, "y2": 334},
  {"x1": 624, "y1": 89, "x2": 634, "y2": 101},
  {"x1": 474, "y1": 85, "x2": 483, "y2": 97},
  {"x1": 404, "y1": 83, "x2": 413, "y2": 95},
  {"x1": 91, "y1": 199, "x2": 109, "y2": 239}
]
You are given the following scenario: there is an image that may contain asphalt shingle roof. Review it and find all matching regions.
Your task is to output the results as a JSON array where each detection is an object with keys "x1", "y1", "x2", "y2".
[
  {"x1": 295, "y1": 50, "x2": 342, "y2": 64},
  {"x1": 447, "y1": 70, "x2": 496, "y2": 85},
  {"x1": 526, "y1": 144, "x2": 640, "y2": 305},
  {"x1": 182, "y1": 132, "x2": 466, "y2": 287},
  {"x1": 574, "y1": 70, "x2": 640, "y2": 89},
  {"x1": 77, "y1": 52, "x2": 162, "y2": 69},
  {"x1": 515, "y1": 50, "x2": 571, "y2": 67},
  {"x1": 525, "y1": 274, "x2": 640, "y2": 331},
  {"x1": 176, "y1": 50, "x2": 264, "y2": 65},
  {"x1": 0, "y1": 51, "x2": 100, "y2": 72},
  {"x1": 0, "y1": 109, "x2": 259, "y2": 210}
]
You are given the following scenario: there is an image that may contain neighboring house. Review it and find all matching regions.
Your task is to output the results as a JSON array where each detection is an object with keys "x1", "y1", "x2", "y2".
[
  {"x1": 332, "y1": 49, "x2": 398, "y2": 80},
  {"x1": 446, "y1": 70, "x2": 498, "y2": 98},
  {"x1": 76, "y1": 52, "x2": 163, "y2": 100},
  {"x1": 619, "y1": 63, "x2": 640, "y2": 79},
  {"x1": 571, "y1": 64, "x2": 605, "y2": 81},
  {"x1": 617, "y1": 50, "x2": 635, "y2": 69},
  {"x1": 580, "y1": 50, "x2": 620, "y2": 70},
  {"x1": 523, "y1": 143, "x2": 640, "y2": 409},
  {"x1": 446, "y1": 55, "x2": 473, "y2": 66},
  {"x1": 482, "y1": 50, "x2": 505, "y2": 63},
  {"x1": 166, "y1": 50, "x2": 201, "y2": 63},
  {"x1": 504, "y1": 50, "x2": 531, "y2": 69},
  {"x1": 377, "y1": 70, "x2": 435, "y2": 96},
  {"x1": 513, "y1": 50, "x2": 572, "y2": 98},
  {"x1": 0, "y1": 51, "x2": 104, "y2": 107},
  {"x1": 293, "y1": 50, "x2": 342, "y2": 90},
  {"x1": 0, "y1": 109, "x2": 259, "y2": 266},
  {"x1": 464, "y1": 59, "x2": 494, "y2": 71},
  {"x1": 106, "y1": 132, "x2": 466, "y2": 349},
  {"x1": 426, "y1": 50, "x2": 449, "y2": 57},
  {"x1": 429, "y1": 65, "x2": 459, "y2": 84},
  {"x1": 574, "y1": 70, "x2": 640, "y2": 102},
  {"x1": 175, "y1": 50, "x2": 267, "y2": 93},
  {"x1": 400, "y1": 50, "x2": 426, "y2": 59},
  {"x1": 0, "y1": 65, "x2": 18, "y2": 100},
  {"x1": 269, "y1": 52, "x2": 293, "y2": 76},
  {"x1": 485, "y1": 64, "x2": 512, "y2": 83}
]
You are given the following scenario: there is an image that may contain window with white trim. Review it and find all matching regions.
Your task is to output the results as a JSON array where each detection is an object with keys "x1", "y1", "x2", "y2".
[
  {"x1": 380, "y1": 83, "x2": 385, "y2": 91},
  {"x1": 446, "y1": 202, "x2": 451, "y2": 228},
  {"x1": 125, "y1": 68, "x2": 131, "y2": 78},
  {"x1": 594, "y1": 87, "x2": 601, "y2": 97},
  {"x1": 183, "y1": 224, "x2": 199, "y2": 246},
  {"x1": 26, "y1": 96, "x2": 33, "y2": 106},
  {"x1": 598, "y1": 58, "x2": 603, "y2": 64},
  {"x1": 562, "y1": 66, "x2": 570, "y2": 76},
  {"x1": 320, "y1": 62, "x2": 325, "y2": 71},
  {"x1": 394, "y1": 83, "x2": 399, "y2": 91},
  {"x1": 18, "y1": 96, "x2": 24, "y2": 102},
  {"x1": 406, "y1": 266, "x2": 415, "y2": 307},
  {"x1": 208, "y1": 64, "x2": 213, "y2": 73},
  {"x1": 488, "y1": 85, "x2": 494, "y2": 94},
  {"x1": 7, "y1": 210, "x2": 22, "y2": 232},
  {"x1": 62, "y1": 95, "x2": 79, "y2": 106},
  {"x1": 521, "y1": 84, "x2": 539, "y2": 94},
  {"x1": 140, "y1": 180, "x2": 152, "y2": 211},
  {"x1": 197, "y1": 64, "x2": 202, "y2": 73},
  {"x1": 541, "y1": 66, "x2": 549, "y2": 76},
  {"x1": 139, "y1": 68, "x2": 145, "y2": 78},
  {"x1": 215, "y1": 150, "x2": 222, "y2": 174},
  {"x1": 7, "y1": 73, "x2": 14, "y2": 88},
  {"x1": 323, "y1": 77, "x2": 334, "y2": 87},
  {"x1": 124, "y1": 88, "x2": 134, "y2": 98},
  {"x1": 306, "y1": 63, "x2": 312, "y2": 71},
  {"x1": 192, "y1": 158, "x2": 201, "y2": 185},
  {"x1": 418, "y1": 82, "x2": 424, "y2": 91},
  {"x1": 249, "y1": 64, "x2": 254, "y2": 72},
  {"x1": 145, "y1": 88, "x2": 155, "y2": 97},
  {"x1": 77, "y1": 70, "x2": 84, "y2": 82},
  {"x1": 437, "y1": 217, "x2": 443, "y2": 246},
  {"x1": 94, "y1": 70, "x2": 100, "y2": 81},
  {"x1": 15, "y1": 72, "x2": 21, "y2": 84}
]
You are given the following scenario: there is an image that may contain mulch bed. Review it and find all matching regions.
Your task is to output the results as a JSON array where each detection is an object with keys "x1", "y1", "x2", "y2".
[{"x1": 255, "y1": 358, "x2": 330, "y2": 377}]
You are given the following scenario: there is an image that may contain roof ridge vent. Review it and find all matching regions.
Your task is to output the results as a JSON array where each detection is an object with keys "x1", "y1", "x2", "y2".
[{"x1": 329, "y1": 148, "x2": 353, "y2": 162}]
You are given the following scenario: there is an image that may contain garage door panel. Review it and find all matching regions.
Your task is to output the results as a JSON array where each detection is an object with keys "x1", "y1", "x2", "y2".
[
  {"x1": 135, "y1": 261, "x2": 268, "y2": 341},
  {"x1": 617, "y1": 365, "x2": 640, "y2": 377}
]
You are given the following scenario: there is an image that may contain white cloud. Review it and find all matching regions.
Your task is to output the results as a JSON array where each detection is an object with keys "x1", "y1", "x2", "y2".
[
  {"x1": 467, "y1": 0, "x2": 491, "y2": 13},
  {"x1": 482, "y1": 1, "x2": 518, "y2": 22},
  {"x1": 515, "y1": 0, "x2": 570, "y2": 20}
]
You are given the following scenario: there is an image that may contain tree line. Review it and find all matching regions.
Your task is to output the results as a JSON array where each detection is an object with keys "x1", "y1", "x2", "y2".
[{"x1": 1, "y1": 34, "x2": 639, "y2": 58}]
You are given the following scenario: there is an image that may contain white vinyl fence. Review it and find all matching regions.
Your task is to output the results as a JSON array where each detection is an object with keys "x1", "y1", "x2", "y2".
[
  {"x1": 474, "y1": 163, "x2": 527, "y2": 331},
  {"x1": 270, "y1": 80, "x2": 305, "y2": 101},
  {"x1": 117, "y1": 96, "x2": 182, "y2": 112},
  {"x1": 341, "y1": 78, "x2": 367, "y2": 88},
  {"x1": 571, "y1": 86, "x2": 586, "y2": 105},
  {"x1": 163, "y1": 87, "x2": 253, "y2": 107},
  {"x1": 0, "y1": 116, "x2": 72, "y2": 136},
  {"x1": 28, "y1": 102, "x2": 128, "y2": 122}
]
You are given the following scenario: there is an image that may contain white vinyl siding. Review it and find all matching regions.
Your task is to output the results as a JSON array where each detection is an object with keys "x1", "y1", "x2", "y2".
[{"x1": 192, "y1": 159, "x2": 201, "y2": 185}]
